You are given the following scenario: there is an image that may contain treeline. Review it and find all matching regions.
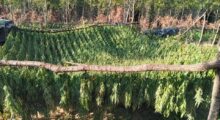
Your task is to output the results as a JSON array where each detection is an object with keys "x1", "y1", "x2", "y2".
[{"x1": 0, "y1": 0, "x2": 220, "y2": 26}]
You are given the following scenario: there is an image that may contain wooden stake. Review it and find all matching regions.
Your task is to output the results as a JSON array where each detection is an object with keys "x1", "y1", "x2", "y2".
[
  {"x1": 198, "y1": 14, "x2": 206, "y2": 45},
  {"x1": 212, "y1": 24, "x2": 220, "y2": 46}
]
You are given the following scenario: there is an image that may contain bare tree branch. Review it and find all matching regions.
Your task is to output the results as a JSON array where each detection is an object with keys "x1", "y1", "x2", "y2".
[{"x1": 0, "y1": 60, "x2": 220, "y2": 73}]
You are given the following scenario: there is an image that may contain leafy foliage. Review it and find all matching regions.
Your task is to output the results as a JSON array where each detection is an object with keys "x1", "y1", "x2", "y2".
[{"x1": 0, "y1": 25, "x2": 218, "y2": 119}]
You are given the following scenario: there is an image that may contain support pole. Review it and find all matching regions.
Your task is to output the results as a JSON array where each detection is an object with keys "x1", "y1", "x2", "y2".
[
  {"x1": 208, "y1": 51, "x2": 220, "y2": 120},
  {"x1": 198, "y1": 14, "x2": 206, "y2": 45}
]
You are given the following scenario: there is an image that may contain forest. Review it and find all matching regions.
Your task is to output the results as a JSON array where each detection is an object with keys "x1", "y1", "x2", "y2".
[
  {"x1": 1, "y1": 0, "x2": 220, "y2": 27},
  {"x1": 1, "y1": 0, "x2": 220, "y2": 120}
]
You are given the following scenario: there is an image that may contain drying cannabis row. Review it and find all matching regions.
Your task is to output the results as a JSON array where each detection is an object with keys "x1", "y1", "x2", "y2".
[
  {"x1": 2, "y1": 25, "x2": 140, "y2": 64},
  {"x1": 0, "y1": 68, "x2": 215, "y2": 119},
  {"x1": 0, "y1": 25, "x2": 218, "y2": 119}
]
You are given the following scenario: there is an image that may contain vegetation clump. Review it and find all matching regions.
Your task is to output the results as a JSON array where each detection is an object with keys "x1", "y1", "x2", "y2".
[{"x1": 0, "y1": 25, "x2": 218, "y2": 119}]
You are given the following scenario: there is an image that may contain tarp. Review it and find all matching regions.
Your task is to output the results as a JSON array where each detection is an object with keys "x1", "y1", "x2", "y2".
[
  {"x1": 0, "y1": 19, "x2": 14, "y2": 44},
  {"x1": 0, "y1": 27, "x2": 6, "y2": 43},
  {"x1": 144, "y1": 28, "x2": 179, "y2": 37},
  {"x1": 0, "y1": 19, "x2": 14, "y2": 28}
]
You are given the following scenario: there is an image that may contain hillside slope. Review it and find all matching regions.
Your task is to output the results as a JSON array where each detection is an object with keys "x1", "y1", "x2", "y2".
[{"x1": 1, "y1": 25, "x2": 217, "y2": 65}]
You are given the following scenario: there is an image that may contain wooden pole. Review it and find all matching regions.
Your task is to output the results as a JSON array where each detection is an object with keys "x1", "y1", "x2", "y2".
[
  {"x1": 0, "y1": 60, "x2": 220, "y2": 73},
  {"x1": 208, "y1": 70, "x2": 220, "y2": 120},
  {"x1": 198, "y1": 14, "x2": 206, "y2": 45},
  {"x1": 212, "y1": 24, "x2": 220, "y2": 46},
  {"x1": 181, "y1": 11, "x2": 207, "y2": 36}
]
